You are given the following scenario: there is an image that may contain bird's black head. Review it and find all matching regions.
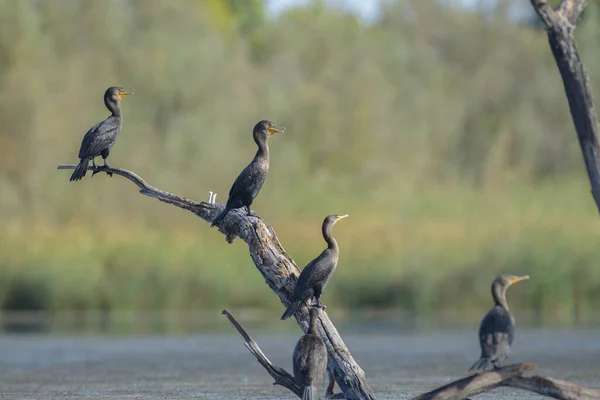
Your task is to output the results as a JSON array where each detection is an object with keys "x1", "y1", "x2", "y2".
[
  {"x1": 491, "y1": 274, "x2": 529, "y2": 309},
  {"x1": 253, "y1": 120, "x2": 284, "y2": 144},
  {"x1": 324, "y1": 214, "x2": 349, "y2": 229},
  {"x1": 104, "y1": 86, "x2": 134, "y2": 109},
  {"x1": 493, "y1": 274, "x2": 529, "y2": 290}
]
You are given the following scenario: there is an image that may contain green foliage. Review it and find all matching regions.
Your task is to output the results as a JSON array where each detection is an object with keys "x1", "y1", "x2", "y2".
[{"x1": 0, "y1": 0, "x2": 599, "y2": 321}]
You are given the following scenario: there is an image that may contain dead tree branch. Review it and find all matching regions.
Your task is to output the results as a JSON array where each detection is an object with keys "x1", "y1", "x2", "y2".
[
  {"x1": 410, "y1": 363, "x2": 535, "y2": 400},
  {"x1": 506, "y1": 375, "x2": 600, "y2": 400},
  {"x1": 222, "y1": 309, "x2": 345, "y2": 399},
  {"x1": 57, "y1": 164, "x2": 376, "y2": 400},
  {"x1": 221, "y1": 309, "x2": 304, "y2": 397},
  {"x1": 411, "y1": 363, "x2": 600, "y2": 400},
  {"x1": 529, "y1": 0, "x2": 600, "y2": 212}
]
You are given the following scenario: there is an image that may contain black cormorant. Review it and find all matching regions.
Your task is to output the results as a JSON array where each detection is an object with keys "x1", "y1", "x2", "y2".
[
  {"x1": 293, "y1": 307, "x2": 328, "y2": 400},
  {"x1": 469, "y1": 274, "x2": 529, "y2": 371},
  {"x1": 70, "y1": 86, "x2": 134, "y2": 182},
  {"x1": 281, "y1": 214, "x2": 348, "y2": 320},
  {"x1": 211, "y1": 120, "x2": 284, "y2": 227}
]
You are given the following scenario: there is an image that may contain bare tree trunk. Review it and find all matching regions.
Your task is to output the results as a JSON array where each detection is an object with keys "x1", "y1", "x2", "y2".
[
  {"x1": 530, "y1": 0, "x2": 600, "y2": 212},
  {"x1": 57, "y1": 164, "x2": 376, "y2": 400}
]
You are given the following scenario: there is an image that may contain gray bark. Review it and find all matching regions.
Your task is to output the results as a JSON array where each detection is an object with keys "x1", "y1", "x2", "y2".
[
  {"x1": 57, "y1": 164, "x2": 376, "y2": 400},
  {"x1": 410, "y1": 363, "x2": 600, "y2": 400},
  {"x1": 530, "y1": 0, "x2": 600, "y2": 212}
]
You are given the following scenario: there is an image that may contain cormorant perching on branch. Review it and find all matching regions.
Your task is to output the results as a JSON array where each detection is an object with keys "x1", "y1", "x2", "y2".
[
  {"x1": 69, "y1": 86, "x2": 134, "y2": 182},
  {"x1": 211, "y1": 120, "x2": 284, "y2": 227},
  {"x1": 470, "y1": 274, "x2": 529, "y2": 371},
  {"x1": 281, "y1": 214, "x2": 348, "y2": 320},
  {"x1": 293, "y1": 307, "x2": 327, "y2": 400}
]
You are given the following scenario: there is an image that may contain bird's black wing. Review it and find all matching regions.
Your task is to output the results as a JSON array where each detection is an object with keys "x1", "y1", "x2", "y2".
[
  {"x1": 291, "y1": 250, "x2": 335, "y2": 301},
  {"x1": 478, "y1": 306, "x2": 515, "y2": 356},
  {"x1": 293, "y1": 336, "x2": 311, "y2": 386},
  {"x1": 78, "y1": 116, "x2": 120, "y2": 159},
  {"x1": 293, "y1": 336, "x2": 327, "y2": 387},
  {"x1": 226, "y1": 160, "x2": 267, "y2": 208}
]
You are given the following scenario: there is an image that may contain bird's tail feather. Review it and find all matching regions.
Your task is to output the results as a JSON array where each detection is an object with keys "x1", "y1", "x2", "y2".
[
  {"x1": 211, "y1": 207, "x2": 231, "y2": 227},
  {"x1": 70, "y1": 159, "x2": 89, "y2": 182},
  {"x1": 302, "y1": 385, "x2": 316, "y2": 400},
  {"x1": 281, "y1": 300, "x2": 301, "y2": 320},
  {"x1": 469, "y1": 357, "x2": 490, "y2": 372}
]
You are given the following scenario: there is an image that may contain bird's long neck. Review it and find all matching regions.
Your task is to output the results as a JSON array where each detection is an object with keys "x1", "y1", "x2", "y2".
[
  {"x1": 322, "y1": 222, "x2": 338, "y2": 251},
  {"x1": 105, "y1": 97, "x2": 122, "y2": 118},
  {"x1": 255, "y1": 137, "x2": 269, "y2": 160},
  {"x1": 492, "y1": 283, "x2": 509, "y2": 311},
  {"x1": 308, "y1": 313, "x2": 319, "y2": 335}
]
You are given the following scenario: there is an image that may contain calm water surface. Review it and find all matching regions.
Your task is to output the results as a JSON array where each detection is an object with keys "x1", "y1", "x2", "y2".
[{"x1": 0, "y1": 321, "x2": 598, "y2": 399}]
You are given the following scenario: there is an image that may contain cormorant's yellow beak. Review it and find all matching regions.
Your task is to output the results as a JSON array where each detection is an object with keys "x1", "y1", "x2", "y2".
[
  {"x1": 118, "y1": 88, "x2": 135, "y2": 99},
  {"x1": 509, "y1": 275, "x2": 529, "y2": 285},
  {"x1": 267, "y1": 125, "x2": 285, "y2": 135},
  {"x1": 335, "y1": 214, "x2": 349, "y2": 223}
]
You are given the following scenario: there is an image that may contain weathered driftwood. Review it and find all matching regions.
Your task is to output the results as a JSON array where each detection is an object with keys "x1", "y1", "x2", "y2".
[
  {"x1": 412, "y1": 363, "x2": 600, "y2": 400},
  {"x1": 530, "y1": 0, "x2": 600, "y2": 212},
  {"x1": 222, "y1": 309, "x2": 344, "y2": 399},
  {"x1": 57, "y1": 163, "x2": 376, "y2": 400},
  {"x1": 506, "y1": 375, "x2": 600, "y2": 400},
  {"x1": 410, "y1": 363, "x2": 535, "y2": 400}
]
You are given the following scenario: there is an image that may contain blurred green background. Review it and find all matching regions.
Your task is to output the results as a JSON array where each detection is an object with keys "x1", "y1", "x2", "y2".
[{"x1": 1, "y1": 0, "x2": 600, "y2": 328}]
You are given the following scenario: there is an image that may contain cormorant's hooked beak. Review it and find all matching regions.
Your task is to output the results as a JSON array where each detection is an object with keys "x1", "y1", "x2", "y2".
[
  {"x1": 267, "y1": 125, "x2": 285, "y2": 135},
  {"x1": 334, "y1": 214, "x2": 349, "y2": 224},
  {"x1": 509, "y1": 275, "x2": 530, "y2": 285},
  {"x1": 117, "y1": 88, "x2": 135, "y2": 99}
]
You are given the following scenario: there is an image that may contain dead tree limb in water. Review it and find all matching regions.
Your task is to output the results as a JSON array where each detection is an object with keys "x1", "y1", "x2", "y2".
[
  {"x1": 506, "y1": 375, "x2": 600, "y2": 400},
  {"x1": 222, "y1": 309, "x2": 345, "y2": 399},
  {"x1": 410, "y1": 363, "x2": 535, "y2": 400},
  {"x1": 411, "y1": 363, "x2": 600, "y2": 400},
  {"x1": 530, "y1": 0, "x2": 600, "y2": 212},
  {"x1": 57, "y1": 164, "x2": 376, "y2": 400}
]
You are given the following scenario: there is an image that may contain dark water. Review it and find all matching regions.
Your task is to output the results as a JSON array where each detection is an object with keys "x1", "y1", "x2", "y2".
[{"x1": 0, "y1": 326, "x2": 598, "y2": 399}]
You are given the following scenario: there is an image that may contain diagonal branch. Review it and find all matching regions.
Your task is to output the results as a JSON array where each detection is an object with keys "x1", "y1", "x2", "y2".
[
  {"x1": 222, "y1": 309, "x2": 304, "y2": 397},
  {"x1": 411, "y1": 363, "x2": 600, "y2": 400},
  {"x1": 409, "y1": 363, "x2": 535, "y2": 400},
  {"x1": 222, "y1": 309, "x2": 346, "y2": 399},
  {"x1": 57, "y1": 163, "x2": 376, "y2": 400},
  {"x1": 506, "y1": 375, "x2": 600, "y2": 400},
  {"x1": 529, "y1": 0, "x2": 600, "y2": 213}
]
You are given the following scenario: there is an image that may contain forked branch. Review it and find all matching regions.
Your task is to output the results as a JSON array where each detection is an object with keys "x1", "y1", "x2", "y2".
[
  {"x1": 222, "y1": 309, "x2": 344, "y2": 399},
  {"x1": 57, "y1": 163, "x2": 376, "y2": 400},
  {"x1": 410, "y1": 363, "x2": 535, "y2": 400},
  {"x1": 411, "y1": 363, "x2": 600, "y2": 400}
]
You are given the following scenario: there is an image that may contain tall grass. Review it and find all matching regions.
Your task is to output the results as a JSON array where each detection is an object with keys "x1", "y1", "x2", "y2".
[{"x1": 2, "y1": 178, "x2": 600, "y2": 325}]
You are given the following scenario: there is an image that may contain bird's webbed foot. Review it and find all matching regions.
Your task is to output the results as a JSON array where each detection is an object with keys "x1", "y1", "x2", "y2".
[
  {"x1": 493, "y1": 362, "x2": 501, "y2": 370},
  {"x1": 91, "y1": 164, "x2": 113, "y2": 178},
  {"x1": 91, "y1": 159, "x2": 100, "y2": 177},
  {"x1": 103, "y1": 161, "x2": 113, "y2": 177},
  {"x1": 245, "y1": 206, "x2": 253, "y2": 216}
]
